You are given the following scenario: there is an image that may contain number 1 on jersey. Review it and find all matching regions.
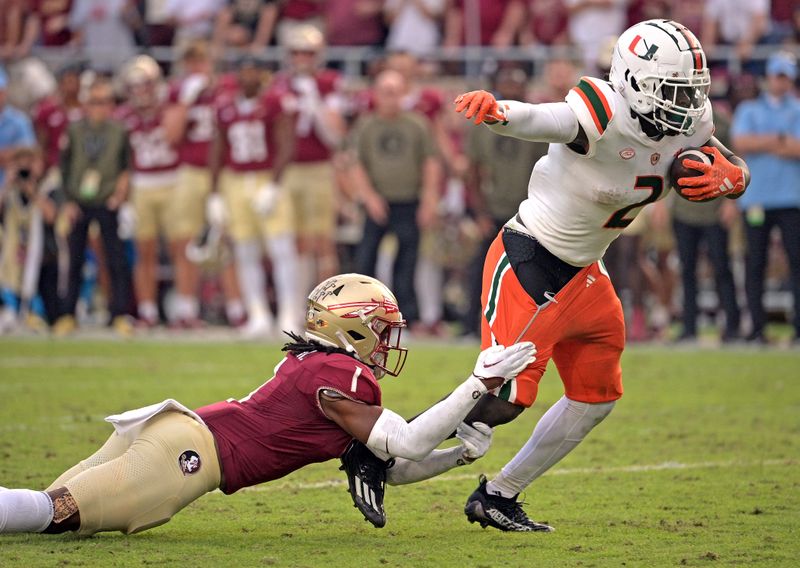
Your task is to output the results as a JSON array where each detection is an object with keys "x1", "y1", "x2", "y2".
[{"x1": 604, "y1": 175, "x2": 664, "y2": 229}]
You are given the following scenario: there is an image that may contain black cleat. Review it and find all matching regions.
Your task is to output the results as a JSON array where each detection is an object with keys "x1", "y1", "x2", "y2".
[
  {"x1": 464, "y1": 475, "x2": 554, "y2": 532},
  {"x1": 340, "y1": 440, "x2": 392, "y2": 528}
]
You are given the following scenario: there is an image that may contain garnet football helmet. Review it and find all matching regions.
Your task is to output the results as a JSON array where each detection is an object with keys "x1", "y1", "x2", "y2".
[
  {"x1": 305, "y1": 274, "x2": 407, "y2": 377},
  {"x1": 609, "y1": 19, "x2": 710, "y2": 135}
]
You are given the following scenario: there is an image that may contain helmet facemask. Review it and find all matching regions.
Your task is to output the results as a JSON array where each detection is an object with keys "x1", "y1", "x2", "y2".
[
  {"x1": 368, "y1": 316, "x2": 407, "y2": 378},
  {"x1": 645, "y1": 71, "x2": 709, "y2": 135}
]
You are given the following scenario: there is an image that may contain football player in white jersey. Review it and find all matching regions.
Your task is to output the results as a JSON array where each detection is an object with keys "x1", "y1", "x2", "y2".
[{"x1": 446, "y1": 19, "x2": 751, "y2": 532}]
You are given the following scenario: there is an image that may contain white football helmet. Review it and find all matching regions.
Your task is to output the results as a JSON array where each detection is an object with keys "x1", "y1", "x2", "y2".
[
  {"x1": 305, "y1": 274, "x2": 407, "y2": 378},
  {"x1": 610, "y1": 20, "x2": 710, "y2": 135}
]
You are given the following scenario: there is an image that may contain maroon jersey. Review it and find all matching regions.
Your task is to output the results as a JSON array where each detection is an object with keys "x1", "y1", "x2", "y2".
[
  {"x1": 33, "y1": 96, "x2": 83, "y2": 168},
  {"x1": 196, "y1": 351, "x2": 381, "y2": 494},
  {"x1": 216, "y1": 93, "x2": 281, "y2": 172},
  {"x1": 116, "y1": 105, "x2": 180, "y2": 174},
  {"x1": 167, "y1": 74, "x2": 239, "y2": 168},
  {"x1": 268, "y1": 70, "x2": 341, "y2": 163},
  {"x1": 280, "y1": 0, "x2": 322, "y2": 20}
]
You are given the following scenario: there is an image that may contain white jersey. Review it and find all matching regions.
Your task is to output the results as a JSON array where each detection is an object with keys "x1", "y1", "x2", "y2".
[{"x1": 516, "y1": 76, "x2": 714, "y2": 267}]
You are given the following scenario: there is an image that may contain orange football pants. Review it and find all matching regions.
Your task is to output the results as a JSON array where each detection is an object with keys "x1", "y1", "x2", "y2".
[{"x1": 481, "y1": 232, "x2": 625, "y2": 407}]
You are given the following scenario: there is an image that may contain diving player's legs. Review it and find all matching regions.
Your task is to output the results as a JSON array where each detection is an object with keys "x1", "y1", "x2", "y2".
[
  {"x1": 46, "y1": 429, "x2": 132, "y2": 491},
  {"x1": 0, "y1": 413, "x2": 221, "y2": 536}
]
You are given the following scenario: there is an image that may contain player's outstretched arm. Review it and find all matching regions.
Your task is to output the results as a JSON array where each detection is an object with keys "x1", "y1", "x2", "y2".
[
  {"x1": 385, "y1": 422, "x2": 493, "y2": 485},
  {"x1": 454, "y1": 90, "x2": 579, "y2": 143},
  {"x1": 321, "y1": 343, "x2": 536, "y2": 462}
]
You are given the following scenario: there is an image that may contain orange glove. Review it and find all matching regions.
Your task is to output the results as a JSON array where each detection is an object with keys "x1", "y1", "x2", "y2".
[
  {"x1": 454, "y1": 90, "x2": 508, "y2": 125},
  {"x1": 678, "y1": 146, "x2": 745, "y2": 202}
]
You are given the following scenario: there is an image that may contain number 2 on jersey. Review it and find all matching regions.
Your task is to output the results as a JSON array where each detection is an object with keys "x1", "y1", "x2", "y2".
[{"x1": 604, "y1": 175, "x2": 664, "y2": 229}]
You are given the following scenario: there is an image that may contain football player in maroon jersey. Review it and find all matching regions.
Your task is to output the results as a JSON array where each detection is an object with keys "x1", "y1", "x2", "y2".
[
  {"x1": 0, "y1": 274, "x2": 536, "y2": 536},
  {"x1": 210, "y1": 55, "x2": 302, "y2": 338},
  {"x1": 33, "y1": 62, "x2": 83, "y2": 177},
  {"x1": 115, "y1": 56, "x2": 188, "y2": 328},
  {"x1": 268, "y1": 24, "x2": 347, "y2": 296},
  {"x1": 163, "y1": 41, "x2": 245, "y2": 328}
]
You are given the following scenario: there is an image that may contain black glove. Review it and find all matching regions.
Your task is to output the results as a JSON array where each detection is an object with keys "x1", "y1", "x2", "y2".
[{"x1": 339, "y1": 439, "x2": 393, "y2": 528}]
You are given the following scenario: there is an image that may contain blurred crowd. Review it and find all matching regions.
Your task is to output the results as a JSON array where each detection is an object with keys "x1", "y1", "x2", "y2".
[{"x1": 0, "y1": 1, "x2": 799, "y2": 344}]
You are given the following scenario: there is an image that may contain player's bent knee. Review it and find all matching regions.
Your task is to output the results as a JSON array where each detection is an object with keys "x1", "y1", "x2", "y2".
[{"x1": 566, "y1": 398, "x2": 616, "y2": 431}]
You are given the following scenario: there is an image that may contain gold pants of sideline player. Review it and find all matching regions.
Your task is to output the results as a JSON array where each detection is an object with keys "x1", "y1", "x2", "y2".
[{"x1": 46, "y1": 411, "x2": 221, "y2": 535}]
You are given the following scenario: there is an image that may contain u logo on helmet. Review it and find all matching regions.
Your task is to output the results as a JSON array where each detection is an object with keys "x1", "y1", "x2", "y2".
[{"x1": 628, "y1": 35, "x2": 660, "y2": 61}]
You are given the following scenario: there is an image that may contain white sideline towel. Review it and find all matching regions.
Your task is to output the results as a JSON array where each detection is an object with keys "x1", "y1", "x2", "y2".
[{"x1": 104, "y1": 399, "x2": 206, "y2": 440}]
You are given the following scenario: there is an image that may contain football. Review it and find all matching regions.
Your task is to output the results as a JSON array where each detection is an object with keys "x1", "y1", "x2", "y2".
[{"x1": 669, "y1": 148, "x2": 715, "y2": 202}]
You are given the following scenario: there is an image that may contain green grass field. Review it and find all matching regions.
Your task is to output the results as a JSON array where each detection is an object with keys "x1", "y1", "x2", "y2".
[{"x1": 0, "y1": 339, "x2": 798, "y2": 567}]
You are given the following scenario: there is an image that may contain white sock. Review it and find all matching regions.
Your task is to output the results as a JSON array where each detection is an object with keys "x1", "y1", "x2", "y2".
[
  {"x1": 225, "y1": 299, "x2": 245, "y2": 323},
  {"x1": 415, "y1": 255, "x2": 443, "y2": 326},
  {"x1": 266, "y1": 235, "x2": 301, "y2": 333},
  {"x1": 234, "y1": 240, "x2": 271, "y2": 324},
  {"x1": 297, "y1": 255, "x2": 314, "y2": 296},
  {"x1": 0, "y1": 489, "x2": 54, "y2": 533},
  {"x1": 487, "y1": 396, "x2": 616, "y2": 498},
  {"x1": 138, "y1": 301, "x2": 158, "y2": 322},
  {"x1": 179, "y1": 294, "x2": 199, "y2": 319}
]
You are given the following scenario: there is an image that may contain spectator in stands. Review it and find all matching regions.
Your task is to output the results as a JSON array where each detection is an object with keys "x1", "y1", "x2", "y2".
[
  {"x1": 670, "y1": 108, "x2": 741, "y2": 344},
  {"x1": 325, "y1": 0, "x2": 385, "y2": 48},
  {"x1": 565, "y1": 0, "x2": 629, "y2": 74},
  {"x1": 668, "y1": 0, "x2": 706, "y2": 38},
  {"x1": 17, "y1": 0, "x2": 74, "y2": 58},
  {"x1": 54, "y1": 77, "x2": 132, "y2": 337},
  {"x1": 0, "y1": 0, "x2": 25, "y2": 61},
  {"x1": 213, "y1": 0, "x2": 278, "y2": 53},
  {"x1": 443, "y1": 0, "x2": 526, "y2": 48},
  {"x1": 520, "y1": 0, "x2": 569, "y2": 47},
  {"x1": 164, "y1": 0, "x2": 224, "y2": 46},
  {"x1": 460, "y1": 66, "x2": 548, "y2": 337},
  {"x1": 69, "y1": 0, "x2": 140, "y2": 73},
  {"x1": 269, "y1": 25, "x2": 345, "y2": 293},
  {"x1": 731, "y1": 51, "x2": 800, "y2": 345},
  {"x1": 350, "y1": 70, "x2": 440, "y2": 325},
  {"x1": 702, "y1": 0, "x2": 769, "y2": 63},
  {"x1": 276, "y1": 0, "x2": 324, "y2": 46},
  {"x1": 385, "y1": 0, "x2": 446, "y2": 56}
]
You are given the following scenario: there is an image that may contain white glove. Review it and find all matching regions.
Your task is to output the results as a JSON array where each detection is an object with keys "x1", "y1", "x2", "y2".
[
  {"x1": 472, "y1": 342, "x2": 536, "y2": 384},
  {"x1": 206, "y1": 193, "x2": 227, "y2": 227},
  {"x1": 252, "y1": 181, "x2": 280, "y2": 217},
  {"x1": 117, "y1": 203, "x2": 136, "y2": 240},
  {"x1": 179, "y1": 73, "x2": 209, "y2": 106},
  {"x1": 456, "y1": 421, "x2": 492, "y2": 463}
]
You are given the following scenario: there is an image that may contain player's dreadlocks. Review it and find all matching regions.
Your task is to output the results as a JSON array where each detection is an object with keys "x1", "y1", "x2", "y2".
[{"x1": 281, "y1": 332, "x2": 355, "y2": 358}]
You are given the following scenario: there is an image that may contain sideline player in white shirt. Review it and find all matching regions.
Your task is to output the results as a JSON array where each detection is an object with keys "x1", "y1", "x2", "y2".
[{"x1": 450, "y1": 19, "x2": 750, "y2": 532}]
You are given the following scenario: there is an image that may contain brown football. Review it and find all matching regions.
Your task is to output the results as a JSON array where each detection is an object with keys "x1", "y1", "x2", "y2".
[{"x1": 669, "y1": 148, "x2": 715, "y2": 202}]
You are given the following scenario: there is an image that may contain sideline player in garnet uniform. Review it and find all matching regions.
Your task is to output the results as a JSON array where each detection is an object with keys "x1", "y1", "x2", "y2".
[
  {"x1": 269, "y1": 24, "x2": 346, "y2": 293},
  {"x1": 210, "y1": 56, "x2": 302, "y2": 338},
  {"x1": 115, "y1": 56, "x2": 184, "y2": 328},
  {"x1": 32, "y1": 63, "x2": 83, "y2": 183},
  {"x1": 449, "y1": 20, "x2": 751, "y2": 531},
  {"x1": 0, "y1": 274, "x2": 536, "y2": 536},
  {"x1": 162, "y1": 41, "x2": 240, "y2": 328}
]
